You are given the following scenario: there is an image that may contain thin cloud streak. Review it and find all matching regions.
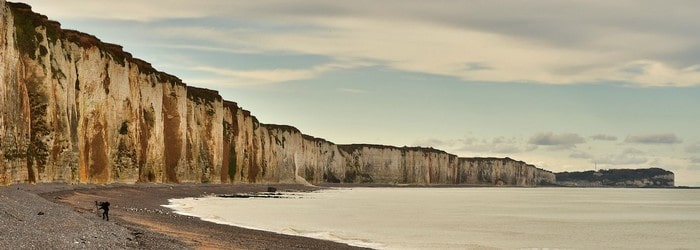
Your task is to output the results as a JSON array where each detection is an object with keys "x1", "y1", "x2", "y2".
[
  {"x1": 570, "y1": 151, "x2": 593, "y2": 159},
  {"x1": 591, "y1": 134, "x2": 618, "y2": 141},
  {"x1": 151, "y1": 43, "x2": 262, "y2": 55},
  {"x1": 337, "y1": 88, "x2": 368, "y2": 94},
  {"x1": 457, "y1": 136, "x2": 526, "y2": 154},
  {"x1": 528, "y1": 132, "x2": 585, "y2": 149},
  {"x1": 624, "y1": 133, "x2": 682, "y2": 144},
  {"x1": 415, "y1": 136, "x2": 535, "y2": 155},
  {"x1": 691, "y1": 157, "x2": 700, "y2": 164},
  {"x1": 686, "y1": 143, "x2": 700, "y2": 153},
  {"x1": 191, "y1": 61, "x2": 369, "y2": 85}
]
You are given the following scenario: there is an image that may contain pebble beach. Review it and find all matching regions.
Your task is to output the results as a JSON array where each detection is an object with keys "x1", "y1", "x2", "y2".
[{"x1": 0, "y1": 183, "x2": 366, "y2": 249}]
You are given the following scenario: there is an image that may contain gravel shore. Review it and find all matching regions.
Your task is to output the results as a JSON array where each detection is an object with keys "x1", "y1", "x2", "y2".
[{"x1": 1, "y1": 183, "x2": 368, "y2": 249}]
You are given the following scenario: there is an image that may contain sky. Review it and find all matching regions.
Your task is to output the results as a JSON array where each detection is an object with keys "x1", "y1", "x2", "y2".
[{"x1": 20, "y1": 0, "x2": 700, "y2": 186}]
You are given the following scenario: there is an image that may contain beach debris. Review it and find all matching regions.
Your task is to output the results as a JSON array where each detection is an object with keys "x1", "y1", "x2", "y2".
[{"x1": 218, "y1": 192, "x2": 298, "y2": 199}]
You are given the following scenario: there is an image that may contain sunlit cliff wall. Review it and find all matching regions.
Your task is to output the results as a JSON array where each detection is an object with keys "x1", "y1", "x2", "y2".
[{"x1": 0, "y1": 2, "x2": 555, "y2": 186}]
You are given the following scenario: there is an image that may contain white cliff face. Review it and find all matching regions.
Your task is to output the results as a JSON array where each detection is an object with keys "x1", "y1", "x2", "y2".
[
  {"x1": 459, "y1": 158, "x2": 555, "y2": 186},
  {"x1": 0, "y1": 0, "x2": 27, "y2": 184},
  {"x1": 0, "y1": 3, "x2": 201, "y2": 184},
  {"x1": 0, "y1": 2, "x2": 559, "y2": 186},
  {"x1": 218, "y1": 114, "x2": 555, "y2": 186},
  {"x1": 336, "y1": 145, "x2": 457, "y2": 184}
]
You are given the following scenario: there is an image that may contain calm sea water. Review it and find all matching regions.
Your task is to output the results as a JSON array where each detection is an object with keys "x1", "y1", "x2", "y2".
[{"x1": 164, "y1": 188, "x2": 700, "y2": 249}]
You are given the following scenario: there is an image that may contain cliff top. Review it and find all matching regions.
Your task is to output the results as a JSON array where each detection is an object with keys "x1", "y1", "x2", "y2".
[
  {"x1": 262, "y1": 124, "x2": 301, "y2": 134},
  {"x1": 338, "y1": 144, "x2": 455, "y2": 156},
  {"x1": 186, "y1": 86, "x2": 222, "y2": 104},
  {"x1": 7, "y1": 1, "x2": 185, "y2": 86}
]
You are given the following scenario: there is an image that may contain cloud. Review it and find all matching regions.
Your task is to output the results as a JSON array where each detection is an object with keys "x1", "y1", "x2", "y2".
[
  {"x1": 429, "y1": 136, "x2": 533, "y2": 155},
  {"x1": 622, "y1": 148, "x2": 645, "y2": 155},
  {"x1": 624, "y1": 133, "x2": 682, "y2": 144},
  {"x1": 24, "y1": 0, "x2": 700, "y2": 87},
  {"x1": 152, "y1": 43, "x2": 261, "y2": 55},
  {"x1": 190, "y1": 61, "x2": 366, "y2": 85},
  {"x1": 610, "y1": 60, "x2": 700, "y2": 87},
  {"x1": 594, "y1": 148, "x2": 648, "y2": 165},
  {"x1": 686, "y1": 143, "x2": 700, "y2": 153},
  {"x1": 689, "y1": 157, "x2": 700, "y2": 164},
  {"x1": 570, "y1": 151, "x2": 593, "y2": 159},
  {"x1": 463, "y1": 62, "x2": 492, "y2": 71},
  {"x1": 484, "y1": 145, "x2": 522, "y2": 154},
  {"x1": 21, "y1": 0, "x2": 224, "y2": 21},
  {"x1": 462, "y1": 137, "x2": 523, "y2": 154},
  {"x1": 413, "y1": 138, "x2": 454, "y2": 148},
  {"x1": 528, "y1": 132, "x2": 585, "y2": 149},
  {"x1": 590, "y1": 134, "x2": 618, "y2": 141},
  {"x1": 337, "y1": 88, "x2": 367, "y2": 94}
]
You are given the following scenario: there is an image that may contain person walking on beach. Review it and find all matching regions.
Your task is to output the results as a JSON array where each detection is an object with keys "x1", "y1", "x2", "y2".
[{"x1": 98, "y1": 201, "x2": 110, "y2": 221}]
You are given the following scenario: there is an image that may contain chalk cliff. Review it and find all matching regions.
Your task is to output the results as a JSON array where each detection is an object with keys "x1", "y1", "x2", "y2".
[
  {"x1": 0, "y1": 1, "x2": 555, "y2": 186},
  {"x1": 556, "y1": 168, "x2": 674, "y2": 187}
]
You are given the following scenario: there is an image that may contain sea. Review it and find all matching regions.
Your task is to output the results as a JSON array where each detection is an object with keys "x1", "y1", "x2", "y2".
[{"x1": 164, "y1": 187, "x2": 700, "y2": 249}]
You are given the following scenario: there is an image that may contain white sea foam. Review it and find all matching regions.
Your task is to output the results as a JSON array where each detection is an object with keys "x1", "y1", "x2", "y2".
[{"x1": 164, "y1": 188, "x2": 700, "y2": 249}]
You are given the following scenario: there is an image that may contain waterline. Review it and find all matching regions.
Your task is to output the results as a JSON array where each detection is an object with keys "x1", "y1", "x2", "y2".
[{"x1": 165, "y1": 188, "x2": 700, "y2": 249}]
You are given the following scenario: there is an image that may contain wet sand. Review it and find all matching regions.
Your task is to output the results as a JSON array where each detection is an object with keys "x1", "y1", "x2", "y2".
[{"x1": 4, "y1": 183, "x2": 367, "y2": 249}]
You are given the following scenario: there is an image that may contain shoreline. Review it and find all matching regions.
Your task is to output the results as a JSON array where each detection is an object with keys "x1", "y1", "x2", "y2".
[
  {"x1": 316, "y1": 183, "x2": 689, "y2": 189},
  {"x1": 2, "y1": 183, "x2": 367, "y2": 249},
  {"x1": 2, "y1": 183, "x2": 694, "y2": 249}
]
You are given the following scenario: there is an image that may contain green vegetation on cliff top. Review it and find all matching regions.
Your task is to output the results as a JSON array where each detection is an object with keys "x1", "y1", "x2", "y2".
[{"x1": 556, "y1": 168, "x2": 673, "y2": 186}]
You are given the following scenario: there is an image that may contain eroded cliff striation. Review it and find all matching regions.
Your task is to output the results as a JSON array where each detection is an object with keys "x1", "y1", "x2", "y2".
[{"x1": 0, "y1": 2, "x2": 555, "y2": 186}]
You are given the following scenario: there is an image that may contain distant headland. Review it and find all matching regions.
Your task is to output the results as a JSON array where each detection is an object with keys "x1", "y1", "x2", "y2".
[{"x1": 555, "y1": 168, "x2": 675, "y2": 187}]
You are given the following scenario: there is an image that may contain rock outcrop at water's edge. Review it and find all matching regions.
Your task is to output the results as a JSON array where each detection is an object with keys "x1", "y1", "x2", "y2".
[{"x1": 0, "y1": 1, "x2": 556, "y2": 186}]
